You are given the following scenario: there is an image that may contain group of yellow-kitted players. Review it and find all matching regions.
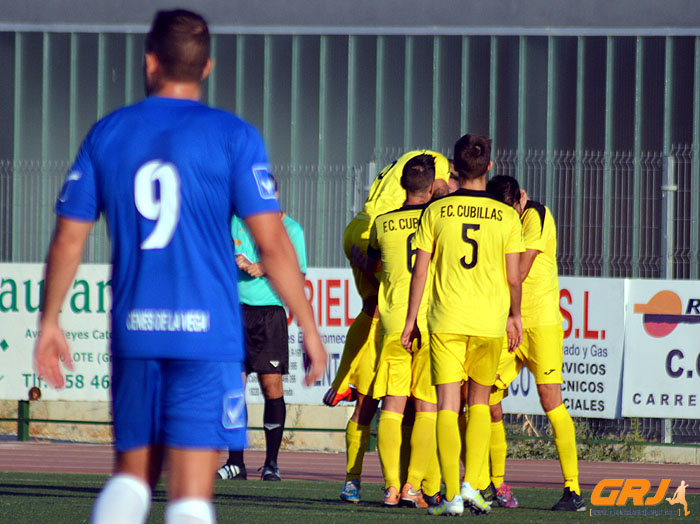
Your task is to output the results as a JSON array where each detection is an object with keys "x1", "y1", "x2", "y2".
[{"x1": 322, "y1": 135, "x2": 586, "y2": 516}]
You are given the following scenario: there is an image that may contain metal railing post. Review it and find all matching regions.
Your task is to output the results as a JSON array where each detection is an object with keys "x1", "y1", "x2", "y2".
[
  {"x1": 661, "y1": 155, "x2": 677, "y2": 280},
  {"x1": 661, "y1": 154, "x2": 677, "y2": 444},
  {"x1": 17, "y1": 400, "x2": 30, "y2": 441}
]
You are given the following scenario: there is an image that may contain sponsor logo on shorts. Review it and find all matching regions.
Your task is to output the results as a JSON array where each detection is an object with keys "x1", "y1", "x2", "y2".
[
  {"x1": 269, "y1": 360, "x2": 280, "y2": 368},
  {"x1": 222, "y1": 390, "x2": 246, "y2": 429},
  {"x1": 544, "y1": 369, "x2": 556, "y2": 375}
]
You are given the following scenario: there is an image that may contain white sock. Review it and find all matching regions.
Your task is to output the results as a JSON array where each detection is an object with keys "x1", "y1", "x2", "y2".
[
  {"x1": 90, "y1": 474, "x2": 151, "y2": 524},
  {"x1": 165, "y1": 498, "x2": 216, "y2": 524}
]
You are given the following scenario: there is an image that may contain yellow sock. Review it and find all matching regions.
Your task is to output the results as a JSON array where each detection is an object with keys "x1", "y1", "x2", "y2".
[
  {"x1": 332, "y1": 312, "x2": 372, "y2": 392},
  {"x1": 458, "y1": 409, "x2": 467, "y2": 468},
  {"x1": 345, "y1": 420, "x2": 370, "y2": 482},
  {"x1": 399, "y1": 422, "x2": 412, "y2": 486},
  {"x1": 406, "y1": 411, "x2": 437, "y2": 489},
  {"x1": 464, "y1": 404, "x2": 490, "y2": 488},
  {"x1": 422, "y1": 447, "x2": 441, "y2": 497},
  {"x1": 489, "y1": 420, "x2": 507, "y2": 489},
  {"x1": 477, "y1": 444, "x2": 490, "y2": 491},
  {"x1": 546, "y1": 403, "x2": 580, "y2": 495},
  {"x1": 377, "y1": 411, "x2": 403, "y2": 489},
  {"x1": 437, "y1": 409, "x2": 460, "y2": 500}
]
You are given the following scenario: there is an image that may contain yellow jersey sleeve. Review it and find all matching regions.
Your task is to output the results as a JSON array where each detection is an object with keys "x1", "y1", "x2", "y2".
[
  {"x1": 360, "y1": 150, "x2": 450, "y2": 221},
  {"x1": 413, "y1": 206, "x2": 435, "y2": 254},
  {"x1": 521, "y1": 203, "x2": 547, "y2": 252},
  {"x1": 521, "y1": 202, "x2": 562, "y2": 328}
]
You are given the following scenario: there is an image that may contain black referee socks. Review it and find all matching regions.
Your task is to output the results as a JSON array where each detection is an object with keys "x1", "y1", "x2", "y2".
[{"x1": 263, "y1": 396, "x2": 286, "y2": 466}]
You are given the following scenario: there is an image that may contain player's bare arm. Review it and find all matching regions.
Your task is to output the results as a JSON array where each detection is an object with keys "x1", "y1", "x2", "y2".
[
  {"x1": 505, "y1": 251, "x2": 523, "y2": 351},
  {"x1": 244, "y1": 212, "x2": 327, "y2": 385},
  {"x1": 401, "y1": 248, "x2": 430, "y2": 352},
  {"x1": 34, "y1": 217, "x2": 93, "y2": 389},
  {"x1": 519, "y1": 248, "x2": 540, "y2": 282},
  {"x1": 350, "y1": 244, "x2": 380, "y2": 284}
]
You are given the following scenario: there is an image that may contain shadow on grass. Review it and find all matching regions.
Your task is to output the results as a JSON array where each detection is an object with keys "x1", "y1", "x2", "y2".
[{"x1": 0, "y1": 482, "x2": 101, "y2": 497}]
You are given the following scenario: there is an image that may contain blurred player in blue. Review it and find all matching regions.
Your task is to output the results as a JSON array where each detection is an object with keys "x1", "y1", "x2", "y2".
[{"x1": 33, "y1": 9, "x2": 326, "y2": 524}]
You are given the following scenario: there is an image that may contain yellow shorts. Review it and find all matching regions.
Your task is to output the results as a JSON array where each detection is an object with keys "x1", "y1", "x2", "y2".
[
  {"x1": 516, "y1": 324, "x2": 564, "y2": 385},
  {"x1": 489, "y1": 386, "x2": 508, "y2": 406},
  {"x1": 490, "y1": 336, "x2": 519, "y2": 404},
  {"x1": 343, "y1": 216, "x2": 378, "y2": 302},
  {"x1": 491, "y1": 324, "x2": 564, "y2": 393},
  {"x1": 373, "y1": 332, "x2": 436, "y2": 404},
  {"x1": 373, "y1": 333, "x2": 412, "y2": 399},
  {"x1": 410, "y1": 338, "x2": 437, "y2": 404},
  {"x1": 430, "y1": 333, "x2": 502, "y2": 387},
  {"x1": 350, "y1": 316, "x2": 381, "y2": 396},
  {"x1": 493, "y1": 336, "x2": 522, "y2": 390}
]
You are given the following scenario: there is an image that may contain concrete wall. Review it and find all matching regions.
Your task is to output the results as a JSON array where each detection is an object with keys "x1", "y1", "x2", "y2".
[{"x1": 0, "y1": 399, "x2": 353, "y2": 452}]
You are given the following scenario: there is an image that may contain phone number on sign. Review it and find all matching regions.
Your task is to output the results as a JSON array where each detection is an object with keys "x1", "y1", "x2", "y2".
[{"x1": 62, "y1": 374, "x2": 111, "y2": 390}]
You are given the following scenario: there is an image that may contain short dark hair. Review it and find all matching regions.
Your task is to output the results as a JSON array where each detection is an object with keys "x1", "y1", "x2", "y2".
[
  {"x1": 146, "y1": 9, "x2": 210, "y2": 82},
  {"x1": 453, "y1": 134, "x2": 492, "y2": 180},
  {"x1": 401, "y1": 154, "x2": 435, "y2": 194},
  {"x1": 486, "y1": 175, "x2": 520, "y2": 206}
]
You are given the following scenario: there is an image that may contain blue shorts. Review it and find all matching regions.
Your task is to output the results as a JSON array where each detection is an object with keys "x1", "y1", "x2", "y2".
[{"x1": 111, "y1": 357, "x2": 247, "y2": 452}]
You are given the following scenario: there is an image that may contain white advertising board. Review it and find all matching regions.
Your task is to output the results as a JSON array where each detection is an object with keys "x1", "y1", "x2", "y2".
[
  {"x1": 6, "y1": 261, "x2": 694, "y2": 418},
  {"x1": 501, "y1": 277, "x2": 625, "y2": 419},
  {"x1": 0, "y1": 264, "x2": 362, "y2": 405},
  {"x1": 621, "y1": 280, "x2": 700, "y2": 418},
  {"x1": 0, "y1": 263, "x2": 113, "y2": 401}
]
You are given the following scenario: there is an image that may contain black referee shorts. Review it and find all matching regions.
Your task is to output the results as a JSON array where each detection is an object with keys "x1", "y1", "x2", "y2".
[{"x1": 242, "y1": 304, "x2": 289, "y2": 375}]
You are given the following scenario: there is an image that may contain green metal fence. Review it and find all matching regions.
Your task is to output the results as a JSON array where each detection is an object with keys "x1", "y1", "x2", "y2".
[
  {"x1": 2, "y1": 32, "x2": 700, "y2": 181},
  {"x1": 2, "y1": 30, "x2": 700, "y2": 270},
  {"x1": 2, "y1": 146, "x2": 696, "y2": 276}
]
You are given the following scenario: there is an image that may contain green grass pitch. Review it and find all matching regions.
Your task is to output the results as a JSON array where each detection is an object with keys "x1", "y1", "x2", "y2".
[{"x1": 0, "y1": 472, "x2": 696, "y2": 523}]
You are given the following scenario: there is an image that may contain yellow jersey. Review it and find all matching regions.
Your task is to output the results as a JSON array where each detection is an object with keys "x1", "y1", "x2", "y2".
[
  {"x1": 369, "y1": 204, "x2": 430, "y2": 334},
  {"x1": 521, "y1": 201, "x2": 562, "y2": 328},
  {"x1": 359, "y1": 150, "x2": 451, "y2": 223},
  {"x1": 413, "y1": 189, "x2": 524, "y2": 337}
]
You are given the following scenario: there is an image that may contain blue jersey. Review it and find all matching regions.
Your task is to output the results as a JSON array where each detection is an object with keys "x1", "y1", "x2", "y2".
[{"x1": 55, "y1": 96, "x2": 279, "y2": 362}]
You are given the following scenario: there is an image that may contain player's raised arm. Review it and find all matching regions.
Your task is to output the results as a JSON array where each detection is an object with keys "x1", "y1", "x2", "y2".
[
  {"x1": 34, "y1": 217, "x2": 94, "y2": 388},
  {"x1": 244, "y1": 212, "x2": 327, "y2": 385}
]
